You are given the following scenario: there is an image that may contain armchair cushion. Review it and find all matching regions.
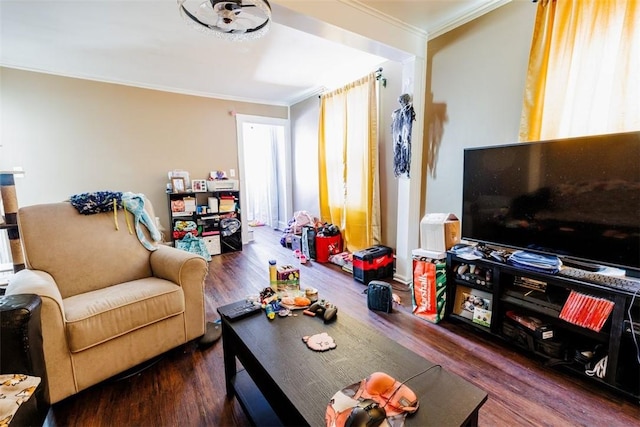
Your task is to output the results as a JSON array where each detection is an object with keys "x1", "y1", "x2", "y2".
[{"x1": 64, "y1": 279, "x2": 185, "y2": 353}]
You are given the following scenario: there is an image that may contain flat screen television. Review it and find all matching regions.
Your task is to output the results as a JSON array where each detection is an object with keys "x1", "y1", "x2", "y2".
[{"x1": 461, "y1": 131, "x2": 640, "y2": 278}]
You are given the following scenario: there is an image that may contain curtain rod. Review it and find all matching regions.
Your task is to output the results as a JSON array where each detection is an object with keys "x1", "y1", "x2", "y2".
[
  {"x1": 318, "y1": 68, "x2": 387, "y2": 98},
  {"x1": 375, "y1": 67, "x2": 387, "y2": 88}
]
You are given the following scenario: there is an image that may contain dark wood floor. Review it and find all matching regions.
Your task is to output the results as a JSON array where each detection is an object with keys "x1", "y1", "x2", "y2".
[{"x1": 44, "y1": 226, "x2": 639, "y2": 427}]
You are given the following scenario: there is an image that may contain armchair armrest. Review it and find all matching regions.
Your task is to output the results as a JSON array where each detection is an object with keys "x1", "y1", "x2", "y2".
[
  {"x1": 149, "y1": 245, "x2": 208, "y2": 285},
  {"x1": 7, "y1": 270, "x2": 75, "y2": 404},
  {"x1": 7, "y1": 270, "x2": 64, "y2": 313},
  {"x1": 150, "y1": 245, "x2": 207, "y2": 340}
]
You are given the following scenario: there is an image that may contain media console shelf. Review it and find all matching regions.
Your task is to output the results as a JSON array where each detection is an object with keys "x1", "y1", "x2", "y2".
[{"x1": 446, "y1": 252, "x2": 640, "y2": 401}]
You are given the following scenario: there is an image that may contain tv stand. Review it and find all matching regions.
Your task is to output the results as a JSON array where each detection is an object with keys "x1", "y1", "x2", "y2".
[
  {"x1": 560, "y1": 258, "x2": 605, "y2": 272},
  {"x1": 446, "y1": 252, "x2": 640, "y2": 401}
]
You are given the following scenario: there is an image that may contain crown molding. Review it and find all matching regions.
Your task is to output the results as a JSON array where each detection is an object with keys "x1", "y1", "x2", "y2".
[
  {"x1": 337, "y1": 0, "x2": 429, "y2": 39},
  {"x1": 341, "y1": 0, "x2": 512, "y2": 41},
  {"x1": 1, "y1": 64, "x2": 291, "y2": 107},
  {"x1": 272, "y1": 1, "x2": 425, "y2": 58},
  {"x1": 428, "y1": 0, "x2": 513, "y2": 40}
]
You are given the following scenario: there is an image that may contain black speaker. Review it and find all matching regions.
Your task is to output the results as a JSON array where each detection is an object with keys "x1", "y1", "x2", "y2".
[{"x1": 367, "y1": 281, "x2": 392, "y2": 313}]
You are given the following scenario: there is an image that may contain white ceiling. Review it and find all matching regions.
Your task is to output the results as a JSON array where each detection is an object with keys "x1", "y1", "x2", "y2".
[{"x1": 0, "y1": 0, "x2": 510, "y2": 106}]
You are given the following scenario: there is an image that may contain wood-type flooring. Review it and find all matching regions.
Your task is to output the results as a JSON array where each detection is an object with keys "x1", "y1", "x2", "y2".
[{"x1": 44, "y1": 226, "x2": 639, "y2": 426}]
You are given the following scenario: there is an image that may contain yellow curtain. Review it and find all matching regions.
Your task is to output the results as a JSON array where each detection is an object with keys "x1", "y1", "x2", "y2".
[
  {"x1": 520, "y1": 0, "x2": 640, "y2": 141},
  {"x1": 318, "y1": 73, "x2": 380, "y2": 253}
]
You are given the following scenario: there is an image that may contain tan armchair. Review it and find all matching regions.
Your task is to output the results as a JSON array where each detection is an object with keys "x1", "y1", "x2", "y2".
[{"x1": 6, "y1": 199, "x2": 208, "y2": 404}]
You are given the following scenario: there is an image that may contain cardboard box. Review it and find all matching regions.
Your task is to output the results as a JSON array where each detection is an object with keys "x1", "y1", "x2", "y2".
[
  {"x1": 276, "y1": 265, "x2": 300, "y2": 296},
  {"x1": 183, "y1": 197, "x2": 196, "y2": 213},
  {"x1": 420, "y1": 213, "x2": 460, "y2": 252},
  {"x1": 203, "y1": 235, "x2": 221, "y2": 256},
  {"x1": 207, "y1": 197, "x2": 219, "y2": 213}
]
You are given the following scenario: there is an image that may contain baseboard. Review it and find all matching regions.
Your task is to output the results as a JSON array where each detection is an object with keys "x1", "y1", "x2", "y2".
[{"x1": 393, "y1": 272, "x2": 411, "y2": 285}]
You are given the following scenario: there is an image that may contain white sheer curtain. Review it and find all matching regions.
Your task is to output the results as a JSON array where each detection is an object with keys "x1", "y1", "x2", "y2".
[{"x1": 243, "y1": 123, "x2": 279, "y2": 228}]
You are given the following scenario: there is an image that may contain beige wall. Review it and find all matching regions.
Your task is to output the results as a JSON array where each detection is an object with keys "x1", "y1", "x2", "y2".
[
  {"x1": 290, "y1": 95, "x2": 320, "y2": 216},
  {"x1": 0, "y1": 68, "x2": 287, "y2": 230},
  {"x1": 377, "y1": 60, "x2": 404, "y2": 248},
  {"x1": 423, "y1": 1, "x2": 536, "y2": 220}
]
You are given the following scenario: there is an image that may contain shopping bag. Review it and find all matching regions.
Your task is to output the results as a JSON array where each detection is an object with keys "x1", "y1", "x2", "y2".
[
  {"x1": 411, "y1": 259, "x2": 447, "y2": 323},
  {"x1": 302, "y1": 225, "x2": 316, "y2": 260}
]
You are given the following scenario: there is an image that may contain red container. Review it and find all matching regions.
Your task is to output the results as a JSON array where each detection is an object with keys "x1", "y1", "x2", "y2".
[
  {"x1": 353, "y1": 245, "x2": 394, "y2": 284},
  {"x1": 315, "y1": 234, "x2": 342, "y2": 263}
]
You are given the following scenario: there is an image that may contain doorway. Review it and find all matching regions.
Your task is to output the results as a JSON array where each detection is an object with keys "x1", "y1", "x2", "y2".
[{"x1": 235, "y1": 114, "x2": 292, "y2": 243}]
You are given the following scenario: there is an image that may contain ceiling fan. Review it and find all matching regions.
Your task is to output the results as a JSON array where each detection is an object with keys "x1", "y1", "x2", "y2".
[{"x1": 178, "y1": 0, "x2": 272, "y2": 40}]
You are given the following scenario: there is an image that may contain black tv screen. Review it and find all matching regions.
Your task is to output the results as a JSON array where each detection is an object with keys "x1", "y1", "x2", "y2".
[{"x1": 461, "y1": 131, "x2": 640, "y2": 276}]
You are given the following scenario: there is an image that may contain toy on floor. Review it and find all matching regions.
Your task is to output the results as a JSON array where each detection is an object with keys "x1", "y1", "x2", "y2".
[{"x1": 293, "y1": 249, "x2": 308, "y2": 264}]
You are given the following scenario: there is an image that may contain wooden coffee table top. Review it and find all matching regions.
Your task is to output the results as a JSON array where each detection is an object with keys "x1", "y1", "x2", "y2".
[{"x1": 220, "y1": 306, "x2": 488, "y2": 426}]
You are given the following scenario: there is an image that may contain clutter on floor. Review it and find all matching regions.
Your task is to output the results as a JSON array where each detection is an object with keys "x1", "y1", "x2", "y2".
[
  {"x1": 277, "y1": 211, "x2": 400, "y2": 287},
  {"x1": 280, "y1": 210, "x2": 321, "y2": 248},
  {"x1": 279, "y1": 211, "x2": 345, "y2": 265}
]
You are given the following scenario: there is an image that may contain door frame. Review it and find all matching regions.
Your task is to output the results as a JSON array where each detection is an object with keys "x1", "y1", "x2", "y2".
[{"x1": 235, "y1": 114, "x2": 292, "y2": 243}]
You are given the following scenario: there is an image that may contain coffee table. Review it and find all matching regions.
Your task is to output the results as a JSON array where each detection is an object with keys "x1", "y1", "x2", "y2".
[{"x1": 218, "y1": 303, "x2": 488, "y2": 426}]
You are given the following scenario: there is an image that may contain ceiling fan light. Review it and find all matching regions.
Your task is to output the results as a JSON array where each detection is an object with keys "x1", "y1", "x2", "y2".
[{"x1": 178, "y1": 0, "x2": 272, "y2": 41}]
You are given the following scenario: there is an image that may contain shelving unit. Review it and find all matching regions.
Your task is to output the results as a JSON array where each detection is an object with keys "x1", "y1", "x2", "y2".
[
  {"x1": 446, "y1": 252, "x2": 640, "y2": 400},
  {"x1": 167, "y1": 190, "x2": 242, "y2": 256}
]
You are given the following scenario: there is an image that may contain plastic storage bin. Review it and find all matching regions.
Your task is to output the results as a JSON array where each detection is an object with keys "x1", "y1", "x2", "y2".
[{"x1": 353, "y1": 245, "x2": 394, "y2": 284}]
